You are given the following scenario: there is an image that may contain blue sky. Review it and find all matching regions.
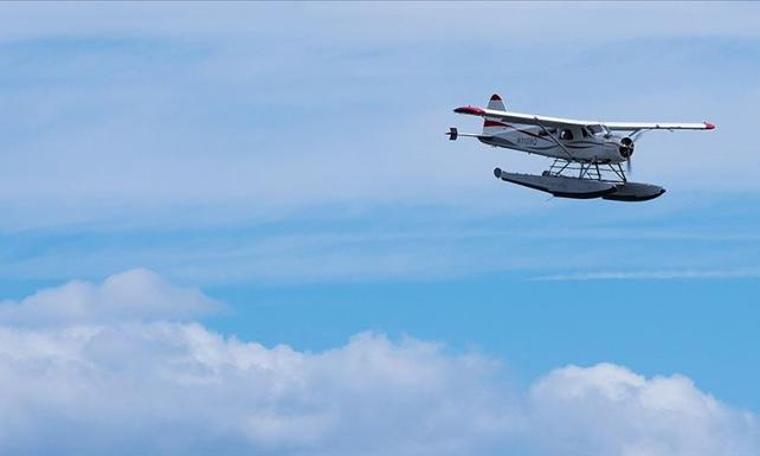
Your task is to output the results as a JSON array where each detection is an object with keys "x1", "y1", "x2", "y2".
[{"x1": 1, "y1": 2, "x2": 760, "y2": 454}]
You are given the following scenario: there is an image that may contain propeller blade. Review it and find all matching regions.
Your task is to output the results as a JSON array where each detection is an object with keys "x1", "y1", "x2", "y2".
[{"x1": 626, "y1": 158, "x2": 632, "y2": 174}]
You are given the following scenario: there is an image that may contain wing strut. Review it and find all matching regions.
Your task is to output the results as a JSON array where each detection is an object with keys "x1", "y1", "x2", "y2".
[{"x1": 533, "y1": 117, "x2": 575, "y2": 161}]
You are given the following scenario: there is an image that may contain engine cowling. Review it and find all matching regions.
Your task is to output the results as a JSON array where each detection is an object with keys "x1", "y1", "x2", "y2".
[{"x1": 619, "y1": 137, "x2": 634, "y2": 159}]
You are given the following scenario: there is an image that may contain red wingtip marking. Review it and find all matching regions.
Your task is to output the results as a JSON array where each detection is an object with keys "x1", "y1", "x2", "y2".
[
  {"x1": 454, "y1": 105, "x2": 486, "y2": 116},
  {"x1": 490, "y1": 93, "x2": 502, "y2": 101},
  {"x1": 704, "y1": 121, "x2": 716, "y2": 130}
]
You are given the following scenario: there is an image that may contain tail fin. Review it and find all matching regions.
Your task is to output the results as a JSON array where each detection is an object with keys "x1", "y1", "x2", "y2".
[
  {"x1": 483, "y1": 93, "x2": 509, "y2": 135},
  {"x1": 487, "y1": 93, "x2": 505, "y2": 111}
]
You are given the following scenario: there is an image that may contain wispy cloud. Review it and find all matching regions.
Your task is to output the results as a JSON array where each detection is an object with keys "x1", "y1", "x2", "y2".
[
  {"x1": 533, "y1": 268, "x2": 760, "y2": 282},
  {"x1": 2, "y1": 196, "x2": 760, "y2": 285},
  {"x1": 0, "y1": 3, "x2": 758, "y2": 230},
  {"x1": 0, "y1": 3, "x2": 758, "y2": 286}
]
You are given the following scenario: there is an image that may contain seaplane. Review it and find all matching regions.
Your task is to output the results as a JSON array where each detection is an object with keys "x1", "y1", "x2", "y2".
[{"x1": 448, "y1": 94, "x2": 715, "y2": 201}]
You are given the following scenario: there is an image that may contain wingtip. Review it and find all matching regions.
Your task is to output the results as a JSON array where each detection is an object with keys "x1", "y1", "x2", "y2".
[
  {"x1": 453, "y1": 105, "x2": 486, "y2": 116},
  {"x1": 704, "y1": 121, "x2": 716, "y2": 130}
]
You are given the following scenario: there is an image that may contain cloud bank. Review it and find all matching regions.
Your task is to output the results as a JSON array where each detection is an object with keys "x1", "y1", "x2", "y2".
[{"x1": 0, "y1": 270, "x2": 757, "y2": 455}]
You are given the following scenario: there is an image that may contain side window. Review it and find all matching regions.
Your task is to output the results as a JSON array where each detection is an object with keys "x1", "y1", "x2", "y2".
[
  {"x1": 581, "y1": 128, "x2": 590, "y2": 138},
  {"x1": 560, "y1": 129, "x2": 574, "y2": 141}
]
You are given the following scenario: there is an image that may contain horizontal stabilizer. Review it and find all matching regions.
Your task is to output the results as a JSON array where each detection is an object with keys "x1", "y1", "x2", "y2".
[{"x1": 446, "y1": 127, "x2": 488, "y2": 140}]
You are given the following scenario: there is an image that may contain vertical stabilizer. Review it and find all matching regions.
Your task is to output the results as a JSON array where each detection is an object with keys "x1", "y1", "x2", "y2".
[
  {"x1": 487, "y1": 93, "x2": 506, "y2": 111},
  {"x1": 483, "y1": 93, "x2": 509, "y2": 135}
]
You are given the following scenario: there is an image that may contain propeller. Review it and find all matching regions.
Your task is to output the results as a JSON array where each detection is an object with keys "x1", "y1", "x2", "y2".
[
  {"x1": 625, "y1": 130, "x2": 648, "y2": 175},
  {"x1": 619, "y1": 137, "x2": 635, "y2": 175}
]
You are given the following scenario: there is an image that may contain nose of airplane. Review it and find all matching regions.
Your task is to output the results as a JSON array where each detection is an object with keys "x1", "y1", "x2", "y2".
[{"x1": 618, "y1": 137, "x2": 634, "y2": 158}]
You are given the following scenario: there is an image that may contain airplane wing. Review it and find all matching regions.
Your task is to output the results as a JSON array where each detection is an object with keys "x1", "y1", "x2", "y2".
[
  {"x1": 454, "y1": 106, "x2": 715, "y2": 131},
  {"x1": 603, "y1": 121, "x2": 715, "y2": 131},
  {"x1": 454, "y1": 106, "x2": 592, "y2": 129}
]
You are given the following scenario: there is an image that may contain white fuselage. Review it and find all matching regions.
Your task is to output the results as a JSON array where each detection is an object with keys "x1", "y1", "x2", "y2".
[{"x1": 479, "y1": 124, "x2": 629, "y2": 164}]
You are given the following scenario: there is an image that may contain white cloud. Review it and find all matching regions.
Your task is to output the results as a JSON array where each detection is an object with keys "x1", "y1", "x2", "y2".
[
  {"x1": 0, "y1": 324, "x2": 517, "y2": 455},
  {"x1": 0, "y1": 270, "x2": 757, "y2": 454},
  {"x1": 530, "y1": 364, "x2": 760, "y2": 456},
  {"x1": 0, "y1": 268, "x2": 220, "y2": 325}
]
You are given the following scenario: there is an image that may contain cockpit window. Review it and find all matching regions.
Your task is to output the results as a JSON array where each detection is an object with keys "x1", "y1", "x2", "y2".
[
  {"x1": 581, "y1": 128, "x2": 590, "y2": 138},
  {"x1": 587, "y1": 125, "x2": 605, "y2": 135},
  {"x1": 559, "y1": 129, "x2": 574, "y2": 141}
]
